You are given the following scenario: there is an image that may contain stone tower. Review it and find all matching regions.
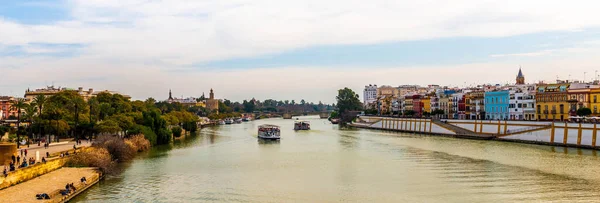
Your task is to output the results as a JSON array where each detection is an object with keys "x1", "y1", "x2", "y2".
[
  {"x1": 516, "y1": 68, "x2": 525, "y2": 85},
  {"x1": 209, "y1": 88, "x2": 214, "y2": 99}
]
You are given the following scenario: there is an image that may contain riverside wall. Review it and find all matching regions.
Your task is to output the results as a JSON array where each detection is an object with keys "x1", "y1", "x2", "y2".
[{"x1": 0, "y1": 158, "x2": 67, "y2": 190}]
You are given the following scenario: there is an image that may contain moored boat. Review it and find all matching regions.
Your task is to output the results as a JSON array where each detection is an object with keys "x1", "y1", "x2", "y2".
[
  {"x1": 242, "y1": 117, "x2": 250, "y2": 122},
  {"x1": 258, "y1": 124, "x2": 281, "y2": 140},
  {"x1": 234, "y1": 118, "x2": 242, "y2": 124},
  {"x1": 225, "y1": 118, "x2": 233, "y2": 124},
  {"x1": 218, "y1": 120, "x2": 226, "y2": 125},
  {"x1": 294, "y1": 120, "x2": 311, "y2": 130}
]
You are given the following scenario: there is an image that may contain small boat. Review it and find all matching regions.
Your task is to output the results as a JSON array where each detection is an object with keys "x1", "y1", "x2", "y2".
[
  {"x1": 242, "y1": 117, "x2": 250, "y2": 122},
  {"x1": 234, "y1": 118, "x2": 242, "y2": 124},
  {"x1": 225, "y1": 118, "x2": 233, "y2": 124},
  {"x1": 258, "y1": 124, "x2": 281, "y2": 140},
  {"x1": 294, "y1": 120, "x2": 310, "y2": 130},
  {"x1": 218, "y1": 120, "x2": 226, "y2": 125},
  {"x1": 330, "y1": 118, "x2": 340, "y2": 124}
]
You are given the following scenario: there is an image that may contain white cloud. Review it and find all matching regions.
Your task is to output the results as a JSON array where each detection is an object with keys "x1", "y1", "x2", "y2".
[{"x1": 2, "y1": 0, "x2": 600, "y2": 102}]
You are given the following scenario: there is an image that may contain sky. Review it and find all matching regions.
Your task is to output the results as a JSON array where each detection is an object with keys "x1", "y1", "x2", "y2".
[{"x1": 2, "y1": 0, "x2": 600, "y2": 104}]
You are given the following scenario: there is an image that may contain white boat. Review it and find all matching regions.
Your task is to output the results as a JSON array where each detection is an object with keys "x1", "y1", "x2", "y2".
[
  {"x1": 218, "y1": 120, "x2": 226, "y2": 125},
  {"x1": 242, "y1": 117, "x2": 250, "y2": 122},
  {"x1": 234, "y1": 118, "x2": 242, "y2": 124},
  {"x1": 294, "y1": 120, "x2": 310, "y2": 130},
  {"x1": 225, "y1": 118, "x2": 233, "y2": 124},
  {"x1": 258, "y1": 124, "x2": 281, "y2": 140}
]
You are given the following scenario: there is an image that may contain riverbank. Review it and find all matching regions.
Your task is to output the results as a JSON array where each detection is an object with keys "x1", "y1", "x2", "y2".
[
  {"x1": 0, "y1": 167, "x2": 101, "y2": 203},
  {"x1": 352, "y1": 116, "x2": 600, "y2": 150}
]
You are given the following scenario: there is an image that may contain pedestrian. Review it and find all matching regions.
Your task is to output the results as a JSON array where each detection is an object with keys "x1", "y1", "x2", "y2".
[
  {"x1": 3, "y1": 167, "x2": 7, "y2": 177},
  {"x1": 20, "y1": 149, "x2": 23, "y2": 156},
  {"x1": 42, "y1": 157, "x2": 46, "y2": 164},
  {"x1": 46, "y1": 152, "x2": 50, "y2": 158},
  {"x1": 24, "y1": 149, "x2": 28, "y2": 157},
  {"x1": 11, "y1": 155, "x2": 15, "y2": 163},
  {"x1": 16, "y1": 156, "x2": 20, "y2": 164}
]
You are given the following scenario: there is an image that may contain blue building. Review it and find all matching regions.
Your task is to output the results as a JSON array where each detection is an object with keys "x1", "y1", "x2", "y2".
[{"x1": 485, "y1": 90, "x2": 510, "y2": 120}]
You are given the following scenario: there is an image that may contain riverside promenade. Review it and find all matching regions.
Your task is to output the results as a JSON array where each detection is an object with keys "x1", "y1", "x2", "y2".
[
  {"x1": 352, "y1": 116, "x2": 600, "y2": 150},
  {"x1": 0, "y1": 167, "x2": 101, "y2": 203},
  {"x1": 1, "y1": 141, "x2": 92, "y2": 170}
]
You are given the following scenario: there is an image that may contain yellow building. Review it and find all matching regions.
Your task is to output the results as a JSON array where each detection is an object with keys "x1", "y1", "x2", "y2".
[
  {"x1": 590, "y1": 88, "x2": 600, "y2": 115},
  {"x1": 206, "y1": 89, "x2": 219, "y2": 114},
  {"x1": 422, "y1": 96, "x2": 431, "y2": 114},
  {"x1": 535, "y1": 84, "x2": 570, "y2": 121}
]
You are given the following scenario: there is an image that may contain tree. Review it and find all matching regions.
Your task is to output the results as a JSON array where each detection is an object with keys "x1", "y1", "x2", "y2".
[
  {"x1": 335, "y1": 88, "x2": 362, "y2": 124},
  {"x1": 96, "y1": 119, "x2": 122, "y2": 135},
  {"x1": 172, "y1": 126, "x2": 182, "y2": 138},
  {"x1": 0, "y1": 126, "x2": 8, "y2": 142},
  {"x1": 10, "y1": 98, "x2": 27, "y2": 147},
  {"x1": 577, "y1": 107, "x2": 592, "y2": 117}
]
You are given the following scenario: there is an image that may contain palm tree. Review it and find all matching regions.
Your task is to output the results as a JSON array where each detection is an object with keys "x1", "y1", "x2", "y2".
[
  {"x1": 33, "y1": 95, "x2": 47, "y2": 117},
  {"x1": 24, "y1": 105, "x2": 37, "y2": 141},
  {"x1": 33, "y1": 94, "x2": 47, "y2": 140},
  {"x1": 10, "y1": 98, "x2": 28, "y2": 148}
]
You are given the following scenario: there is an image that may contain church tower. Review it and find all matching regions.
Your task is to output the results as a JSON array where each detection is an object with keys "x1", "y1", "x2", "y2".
[
  {"x1": 168, "y1": 89, "x2": 173, "y2": 100},
  {"x1": 516, "y1": 68, "x2": 525, "y2": 85},
  {"x1": 209, "y1": 88, "x2": 214, "y2": 99}
]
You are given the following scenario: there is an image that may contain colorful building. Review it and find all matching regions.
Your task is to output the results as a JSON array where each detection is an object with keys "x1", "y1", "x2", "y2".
[
  {"x1": 535, "y1": 84, "x2": 570, "y2": 121},
  {"x1": 590, "y1": 88, "x2": 600, "y2": 115},
  {"x1": 485, "y1": 90, "x2": 510, "y2": 120},
  {"x1": 0, "y1": 96, "x2": 17, "y2": 120}
]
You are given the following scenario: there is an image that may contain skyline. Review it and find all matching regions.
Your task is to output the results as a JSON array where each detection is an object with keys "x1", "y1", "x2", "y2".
[{"x1": 2, "y1": 0, "x2": 600, "y2": 103}]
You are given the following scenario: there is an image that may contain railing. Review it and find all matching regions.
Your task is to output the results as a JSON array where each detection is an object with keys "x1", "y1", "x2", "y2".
[{"x1": 506, "y1": 124, "x2": 552, "y2": 135}]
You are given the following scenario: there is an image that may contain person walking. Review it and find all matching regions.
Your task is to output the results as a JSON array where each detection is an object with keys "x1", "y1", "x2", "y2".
[{"x1": 24, "y1": 149, "x2": 28, "y2": 157}]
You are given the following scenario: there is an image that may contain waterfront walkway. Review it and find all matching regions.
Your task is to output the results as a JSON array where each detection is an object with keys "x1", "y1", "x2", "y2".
[
  {"x1": 2, "y1": 141, "x2": 91, "y2": 173},
  {"x1": 0, "y1": 167, "x2": 101, "y2": 203}
]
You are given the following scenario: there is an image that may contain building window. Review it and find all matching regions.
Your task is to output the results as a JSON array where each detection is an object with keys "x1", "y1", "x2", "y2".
[
  {"x1": 595, "y1": 95, "x2": 597, "y2": 103},
  {"x1": 537, "y1": 105, "x2": 541, "y2": 114},
  {"x1": 560, "y1": 104, "x2": 564, "y2": 114}
]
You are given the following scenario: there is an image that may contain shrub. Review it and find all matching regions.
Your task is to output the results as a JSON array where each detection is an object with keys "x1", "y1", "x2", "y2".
[
  {"x1": 67, "y1": 147, "x2": 115, "y2": 174},
  {"x1": 93, "y1": 135, "x2": 136, "y2": 162},
  {"x1": 157, "y1": 128, "x2": 172, "y2": 145},
  {"x1": 125, "y1": 135, "x2": 151, "y2": 152},
  {"x1": 172, "y1": 127, "x2": 182, "y2": 138}
]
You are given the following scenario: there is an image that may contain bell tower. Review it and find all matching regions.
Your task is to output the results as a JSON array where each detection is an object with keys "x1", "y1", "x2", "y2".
[
  {"x1": 209, "y1": 89, "x2": 214, "y2": 100},
  {"x1": 516, "y1": 67, "x2": 525, "y2": 85}
]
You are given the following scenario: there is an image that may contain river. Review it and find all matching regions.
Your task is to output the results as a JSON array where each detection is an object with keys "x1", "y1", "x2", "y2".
[{"x1": 72, "y1": 116, "x2": 600, "y2": 202}]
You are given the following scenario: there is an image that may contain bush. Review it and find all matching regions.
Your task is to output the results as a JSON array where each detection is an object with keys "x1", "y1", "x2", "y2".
[
  {"x1": 172, "y1": 127, "x2": 182, "y2": 138},
  {"x1": 157, "y1": 128, "x2": 172, "y2": 145},
  {"x1": 125, "y1": 135, "x2": 151, "y2": 152},
  {"x1": 93, "y1": 135, "x2": 136, "y2": 162},
  {"x1": 67, "y1": 147, "x2": 115, "y2": 174}
]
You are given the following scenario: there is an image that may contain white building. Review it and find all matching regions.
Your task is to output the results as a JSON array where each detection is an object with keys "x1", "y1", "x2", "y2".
[
  {"x1": 363, "y1": 84, "x2": 378, "y2": 108},
  {"x1": 508, "y1": 85, "x2": 536, "y2": 120}
]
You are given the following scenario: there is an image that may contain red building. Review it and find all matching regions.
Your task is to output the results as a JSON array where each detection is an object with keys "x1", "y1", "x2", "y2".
[
  {"x1": 0, "y1": 96, "x2": 17, "y2": 120},
  {"x1": 457, "y1": 95, "x2": 466, "y2": 119},
  {"x1": 412, "y1": 95, "x2": 423, "y2": 117}
]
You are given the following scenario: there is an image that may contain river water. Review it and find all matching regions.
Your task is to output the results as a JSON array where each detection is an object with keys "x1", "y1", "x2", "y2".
[{"x1": 73, "y1": 116, "x2": 600, "y2": 202}]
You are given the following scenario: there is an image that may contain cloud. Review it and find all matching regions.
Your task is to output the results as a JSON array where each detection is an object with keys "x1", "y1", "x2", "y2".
[
  {"x1": 2, "y1": 0, "x2": 600, "y2": 102},
  {"x1": 490, "y1": 50, "x2": 556, "y2": 57}
]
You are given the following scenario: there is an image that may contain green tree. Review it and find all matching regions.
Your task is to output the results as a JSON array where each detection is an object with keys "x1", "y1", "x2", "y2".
[
  {"x1": 0, "y1": 126, "x2": 8, "y2": 142},
  {"x1": 96, "y1": 119, "x2": 122, "y2": 135},
  {"x1": 172, "y1": 126, "x2": 182, "y2": 138},
  {"x1": 577, "y1": 107, "x2": 592, "y2": 117},
  {"x1": 10, "y1": 98, "x2": 28, "y2": 147},
  {"x1": 335, "y1": 88, "x2": 362, "y2": 125}
]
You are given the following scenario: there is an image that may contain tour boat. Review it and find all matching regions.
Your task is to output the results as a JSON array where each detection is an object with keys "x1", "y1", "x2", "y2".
[
  {"x1": 258, "y1": 124, "x2": 281, "y2": 140},
  {"x1": 225, "y1": 118, "x2": 233, "y2": 124},
  {"x1": 294, "y1": 120, "x2": 311, "y2": 130}
]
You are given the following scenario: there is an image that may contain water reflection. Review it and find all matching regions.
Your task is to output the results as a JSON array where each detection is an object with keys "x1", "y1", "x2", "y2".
[
  {"x1": 257, "y1": 138, "x2": 280, "y2": 145},
  {"x1": 72, "y1": 116, "x2": 600, "y2": 202}
]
